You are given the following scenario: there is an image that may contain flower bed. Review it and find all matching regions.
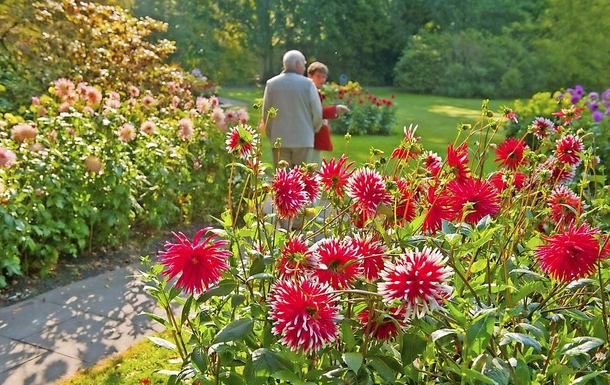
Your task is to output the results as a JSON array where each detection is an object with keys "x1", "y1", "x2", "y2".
[{"x1": 141, "y1": 100, "x2": 610, "y2": 383}]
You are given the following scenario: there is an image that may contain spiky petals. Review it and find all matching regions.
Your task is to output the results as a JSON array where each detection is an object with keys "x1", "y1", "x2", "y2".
[
  {"x1": 421, "y1": 151, "x2": 443, "y2": 177},
  {"x1": 392, "y1": 178, "x2": 417, "y2": 225},
  {"x1": 159, "y1": 228, "x2": 231, "y2": 294},
  {"x1": 379, "y1": 247, "x2": 453, "y2": 319},
  {"x1": 447, "y1": 143, "x2": 471, "y2": 182},
  {"x1": 530, "y1": 117, "x2": 556, "y2": 140},
  {"x1": 535, "y1": 223, "x2": 604, "y2": 282},
  {"x1": 268, "y1": 278, "x2": 341, "y2": 353},
  {"x1": 272, "y1": 167, "x2": 310, "y2": 219},
  {"x1": 311, "y1": 237, "x2": 361, "y2": 289},
  {"x1": 346, "y1": 167, "x2": 392, "y2": 219},
  {"x1": 494, "y1": 138, "x2": 528, "y2": 170},
  {"x1": 390, "y1": 124, "x2": 421, "y2": 160},
  {"x1": 278, "y1": 236, "x2": 317, "y2": 279},
  {"x1": 554, "y1": 134, "x2": 583, "y2": 167},
  {"x1": 225, "y1": 123, "x2": 259, "y2": 159},
  {"x1": 488, "y1": 171, "x2": 526, "y2": 193},
  {"x1": 552, "y1": 105, "x2": 587, "y2": 125},
  {"x1": 317, "y1": 155, "x2": 355, "y2": 198},
  {"x1": 421, "y1": 185, "x2": 455, "y2": 234},
  {"x1": 548, "y1": 185, "x2": 582, "y2": 227},
  {"x1": 448, "y1": 178, "x2": 501, "y2": 225},
  {"x1": 352, "y1": 234, "x2": 387, "y2": 281},
  {"x1": 357, "y1": 307, "x2": 406, "y2": 340}
]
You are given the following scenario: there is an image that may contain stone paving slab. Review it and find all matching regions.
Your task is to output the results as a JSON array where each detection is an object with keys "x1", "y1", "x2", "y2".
[
  {"x1": 0, "y1": 299, "x2": 81, "y2": 340},
  {"x1": 0, "y1": 335, "x2": 48, "y2": 374}
]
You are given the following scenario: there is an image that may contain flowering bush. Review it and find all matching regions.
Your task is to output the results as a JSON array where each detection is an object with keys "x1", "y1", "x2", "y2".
[
  {"x1": 506, "y1": 85, "x2": 610, "y2": 175},
  {"x1": 322, "y1": 81, "x2": 396, "y2": 136},
  {"x1": 142, "y1": 99, "x2": 610, "y2": 384},
  {"x1": 0, "y1": 78, "x2": 246, "y2": 287}
]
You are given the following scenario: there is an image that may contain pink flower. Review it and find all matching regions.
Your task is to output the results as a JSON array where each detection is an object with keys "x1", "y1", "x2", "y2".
[
  {"x1": 379, "y1": 246, "x2": 453, "y2": 319},
  {"x1": 268, "y1": 278, "x2": 341, "y2": 353},
  {"x1": 11, "y1": 124, "x2": 38, "y2": 143},
  {"x1": 0, "y1": 147, "x2": 17, "y2": 168},
  {"x1": 85, "y1": 86, "x2": 103, "y2": 106},
  {"x1": 352, "y1": 234, "x2": 387, "y2": 281},
  {"x1": 548, "y1": 185, "x2": 581, "y2": 227},
  {"x1": 530, "y1": 117, "x2": 555, "y2": 140},
  {"x1": 159, "y1": 228, "x2": 231, "y2": 294},
  {"x1": 535, "y1": 223, "x2": 604, "y2": 282},
  {"x1": 54, "y1": 78, "x2": 75, "y2": 99},
  {"x1": 272, "y1": 167, "x2": 309, "y2": 219},
  {"x1": 128, "y1": 85, "x2": 140, "y2": 98},
  {"x1": 317, "y1": 155, "x2": 354, "y2": 198},
  {"x1": 345, "y1": 167, "x2": 392, "y2": 221},
  {"x1": 119, "y1": 123, "x2": 136, "y2": 142},
  {"x1": 554, "y1": 134, "x2": 583, "y2": 167},
  {"x1": 310, "y1": 237, "x2": 361, "y2": 289},
  {"x1": 278, "y1": 236, "x2": 317, "y2": 278},
  {"x1": 140, "y1": 120, "x2": 156, "y2": 135},
  {"x1": 196, "y1": 97, "x2": 212, "y2": 113},
  {"x1": 178, "y1": 118, "x2": 194, "y2": 140},
  {"x1": 84, "y1": 155, "x2": 103, "y2": 174}
]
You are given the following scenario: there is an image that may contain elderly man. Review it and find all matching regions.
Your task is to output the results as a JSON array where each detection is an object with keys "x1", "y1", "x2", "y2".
[{"x1": 262, "y1": 50, "x2": 323, "y2": 168}]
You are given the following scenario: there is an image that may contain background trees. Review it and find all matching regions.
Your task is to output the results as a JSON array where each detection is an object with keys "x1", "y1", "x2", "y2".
[{"x1": 1, "y1": 0, "x2": 609, "y2": 108}]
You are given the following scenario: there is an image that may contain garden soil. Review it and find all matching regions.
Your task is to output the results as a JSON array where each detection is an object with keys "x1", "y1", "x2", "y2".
[{"x1": 0, "y1": 221, "x2": 211, "y2": 308}]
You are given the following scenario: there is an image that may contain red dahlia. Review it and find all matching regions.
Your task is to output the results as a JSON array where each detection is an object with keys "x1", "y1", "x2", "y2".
[
  {"x1": 448, "y1": 178, "x2": 501, "y2": 225},
  {"x1": 278, "y1": 236, "x2": 317, "y2": 278},
  {"x1": 379, "y1": 247, "x2": 453, "y2": 319},
  {"x1": 421, "y1": 185, "x2": 455, "y2": 234},
  {"x1": 310, "y1": 237, "x2": 361, "y2": 289},
  {"x1": 268, "y1": 278, "x2": 341, "y2": 353},
  {"x1": 494, "y1": 138, "x2": 528, "y2": 170},
  {"x1": 272, "y1": 167, "x2": 309, "y2": 219},
  {"x1": 535, "y1": 223, "x2": 604, "y2": 282},
  {"x1": 554, "y1": 134, "x2": 583, "y2": 167},
  {"x1": 159, "y1": 228, "x2": 231, "y2": 294},
  {"x1": 352, "y1": 234, "x2": 387, "y2": 281},
  {"x1": 548, "y1": 185, "x2": 581, "y2": 227},
  {"x1": 447, "y1": 143, "x2": 471, "y2": 182},
  {"x1": 357, "y1": 307, "x2": 406, "y2": 340},
  {"x1": 317, "y1": 155, "x2": 355, "y2": 198},
  {"x1": 346, "y1": 167, "x2": 392, "y2": 219}
]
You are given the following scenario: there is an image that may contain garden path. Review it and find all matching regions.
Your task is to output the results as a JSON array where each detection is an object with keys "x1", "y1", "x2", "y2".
[{"x1": 0, "y1": 260, "x2": 164, "y2": 384}]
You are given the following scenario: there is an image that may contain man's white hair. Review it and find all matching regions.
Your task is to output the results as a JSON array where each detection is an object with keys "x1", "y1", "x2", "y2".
[{"x1": 283, "y1": 50, "x2": 305, "y2": 71}]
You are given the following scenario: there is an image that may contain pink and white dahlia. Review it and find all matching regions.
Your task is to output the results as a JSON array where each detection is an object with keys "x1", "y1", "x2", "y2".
[
  {"x1": 225, "y1": 124, "x2": 259, "y2": 159},
  {"x1": 346, "y1": 167, "x2": 392, "y2": 219},
  {"x1": 310, "y1": 237, "x2": 361, "y2": 289}
]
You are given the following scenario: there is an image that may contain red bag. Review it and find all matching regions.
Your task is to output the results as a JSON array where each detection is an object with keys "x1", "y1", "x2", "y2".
[{"x1": 314, "y1": 124, "x2": 333, "y2": 151}]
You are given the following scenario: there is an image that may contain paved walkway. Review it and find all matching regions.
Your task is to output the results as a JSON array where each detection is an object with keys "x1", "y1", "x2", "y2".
[{"x1": 0, "y1": 262, "x2": 165, "y2": 384}]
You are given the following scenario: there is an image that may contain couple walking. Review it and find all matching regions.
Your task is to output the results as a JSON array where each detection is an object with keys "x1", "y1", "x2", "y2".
[{"x1": 262, "y1": 50, "x2": 349, "y2": 168}]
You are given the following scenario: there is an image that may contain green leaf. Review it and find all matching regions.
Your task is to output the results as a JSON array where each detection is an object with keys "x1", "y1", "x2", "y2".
[
  {"x1": 500, "y1": 332, "x2": 542, "y2": 353},
  {"x1": 571, "y1": 371, "x2": 610, "y2": 384},
  {"x1": 213, "y1": 318, "x2": 254, "y2": 344},
  {"x1": 368, "y1": 356, "x2": 395, "y2": 384},
  {"x1": 445, "y1": 363, "x2": 495, "y2": 384},
  {"x1": 218, "y1": 371, "x2": 246, "y2": 385},
  {"x1": 465, "y1": 312, "x2": 494, "y2": 359},
  {"x1": 341, "y1": 319, "x2": 356, "y2": 351},
  {"x1": 343, "y1": 352, "x2": 363, "y2": 373},
  {"x1": 401, "y1": 333, "x2": 427, "y2": 364},
  {"x1": 431, "y1": 328, "x2": 457, "y2": 342},
  {"x1": 562, "y1": 337, "x2": 604, "y2": 356},
  {"x1": 271, "y1": 370, "x2": 313, "y2": 385},
  {"x1": 200, "y1": 280, "x2": 237, "y2": 302},
  {"x1": 147, "y1": 336, "x2": 176, "y2": 350},
  {"x1": 191, "y1": 347, "x2": 207, "y2": 373}
]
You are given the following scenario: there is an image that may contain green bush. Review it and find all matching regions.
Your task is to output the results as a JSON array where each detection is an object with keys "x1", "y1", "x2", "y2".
[
  {"x1": 0, "y1": 79, "x2": 238, "y2": 287},
  {"x1": 323, "y1": 81, "x2": 396, "y2": 136}
]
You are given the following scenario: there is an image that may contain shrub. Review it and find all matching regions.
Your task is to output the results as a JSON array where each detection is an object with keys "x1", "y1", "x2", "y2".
[
  {"x1": 0, "y1": 78, "x2": 241, "y2": 287},
  {"x1": 323, "y1": 81, "x2": 396, "y2": 136}
]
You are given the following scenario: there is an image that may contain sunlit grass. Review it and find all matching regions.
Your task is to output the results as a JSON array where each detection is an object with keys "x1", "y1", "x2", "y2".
[{"x1": 223, "y1": 86, "x2": 515, "y2": 166}]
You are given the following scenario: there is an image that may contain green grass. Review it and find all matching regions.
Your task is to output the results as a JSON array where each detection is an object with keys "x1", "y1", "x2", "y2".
[
  {"x1": 56, "y1": 331, "x2": 179, "y2": 385},
  {"x1": 223, "y1": 87, "x2": 515, "y2": 165}
]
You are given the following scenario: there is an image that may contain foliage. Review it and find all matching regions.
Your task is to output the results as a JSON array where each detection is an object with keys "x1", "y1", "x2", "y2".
[
  {"x1": 142, "y1": 99, "x2": 610, "y2": 384},
  {"x1": 505, "y1": 85, "x2": 610, "y2": 174},
  {"x1": 322, "y1": 82, "x2": 396, "y2": 136},
  {"x1": 0, "y1": 79, "x2": 240, "y2": 288}
]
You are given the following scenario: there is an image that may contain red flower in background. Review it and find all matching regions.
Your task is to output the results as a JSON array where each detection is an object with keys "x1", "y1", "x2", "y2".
[
  {"x1": 346, "y1": 167, "x2": 392, "y2": 219},
  {"x1": 552, "y1": 105, "x2": 587, "y2": 125},
  {"x1": 268, "y1": 278, "x2": 340, "y2": 353},
  {"x1": 494, "y1": 138, "x2": 528, "y2": 170},
  {"x1": 448, "y1": 178, "x2": 501, "y2": 225},
  {"x1": 548, "y1": 185, "x2": 582, "y2": 227},
  {"x1": 535, "y1": 223, "x2": 604, "y2": 282},
  {"x1": 352, "y1": 234, "x2": 387, "y2": 281},
  {"x1": 159, "y1": 228, "x2": 231, "y2": 294},
  {"x1": 390, "y1": 124, "x2": 420, "y2": 160},
  {"x1": 379, "y1": 247, "x2": 453, "y2": 319},
  {"x1": 447, "y1": 143, "x2": 471, "y2": 182},
  {"x1": 554, "y1": 134, "x2": 583, "y2": 167},
  {"x1": 393, "y1": 178, "x2": 417, "y2": 224},
  {"x1": 421, "y1": 185, "x2": 455, "y2": 234},
  {"x1": 488, "y1": 171, "x2": 526, "y2": 192},
  {"x1": 272, "y1": 167, "x2": 309, "y2": 219},
  {"x1": 422, "y1": 151, "x2": 443, "y2": 177},
  {"x1": 357, "y1": 307, "x2": 406, "y2": 340},
  {"x1": 318, "y1": 155, "x2": 354, "y2": 198},
  {"x1": 278, "y1": 236, "x2": 317, "y2": 278},
  {"x1": 311, "y1": 237, "x2": 361, "y2": 289}
]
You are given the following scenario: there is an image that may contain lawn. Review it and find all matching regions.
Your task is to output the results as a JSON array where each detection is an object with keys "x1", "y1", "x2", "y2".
[{"x1": 223, "y1": 86, "x2": 515, "y2": 165}]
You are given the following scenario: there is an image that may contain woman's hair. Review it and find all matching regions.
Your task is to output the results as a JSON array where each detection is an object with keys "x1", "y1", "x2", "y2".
[{"x1": 307, "y1": 61, "x2": 329, "y2": 76}]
